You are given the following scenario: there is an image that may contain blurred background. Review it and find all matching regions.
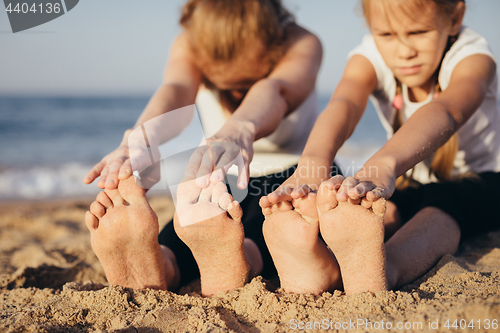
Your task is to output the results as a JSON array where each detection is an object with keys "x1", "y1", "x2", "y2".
[{"x1": 1, "y1": 0, "x2": 499, "y2": 200}]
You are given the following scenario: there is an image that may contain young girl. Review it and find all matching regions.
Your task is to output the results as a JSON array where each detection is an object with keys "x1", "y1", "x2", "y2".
[
  {"x1": 83, "y1": 0, "x2": 339, "y2": 296},
  {"x1": 261, "y1": 0, "x2": 500, "y2": 295}
]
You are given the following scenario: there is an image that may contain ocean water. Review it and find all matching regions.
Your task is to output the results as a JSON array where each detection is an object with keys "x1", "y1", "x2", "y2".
[{"x1": 0, "y1": 96, "x2": 387, "y2": 200}]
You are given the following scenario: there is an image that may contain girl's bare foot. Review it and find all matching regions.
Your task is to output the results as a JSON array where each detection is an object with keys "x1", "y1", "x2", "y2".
[
  {"x1": 85, "y1": 177, "x2": 178, "y2": 290},
  {"x1": 260, "y1": 193, "x2": 341, "y2": 294},
  {"x1": 317, "y1": 178, "x2": 388, "y2": 295},
  {"x1": 174, "y1": 179, "x2": 258, "y2": 296}
]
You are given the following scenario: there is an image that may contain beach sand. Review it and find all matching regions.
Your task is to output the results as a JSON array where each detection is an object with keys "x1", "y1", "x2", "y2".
[{"x1": 0, "y1": 197, "x2": 499, "y2": 332}]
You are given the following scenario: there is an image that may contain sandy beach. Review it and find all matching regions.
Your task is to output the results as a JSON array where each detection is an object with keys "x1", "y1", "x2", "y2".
[{"x1": 0, "y1": 196, "x2": 499, "y2": 332}]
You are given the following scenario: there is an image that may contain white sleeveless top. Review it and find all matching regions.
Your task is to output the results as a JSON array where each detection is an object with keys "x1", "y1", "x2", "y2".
[
  {"x1": 196, "y1": 86, "x2": 318, "y2": 177},
  {"x1": 348, "y1": 27, "x2": 500, "y2": 184}
]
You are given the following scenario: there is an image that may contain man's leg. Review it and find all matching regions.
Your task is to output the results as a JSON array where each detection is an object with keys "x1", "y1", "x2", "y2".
[{"x1": 85, "y1": 177, "x2": 179, "y2": 290}]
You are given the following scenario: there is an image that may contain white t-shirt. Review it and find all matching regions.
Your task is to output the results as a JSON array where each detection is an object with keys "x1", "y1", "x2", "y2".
[
  {"x1": 348, "y1": 27, "x2": 500, "y2": 184},
  {"x1": 196, "y1": 87, "x2": 318, "y2": 177}
]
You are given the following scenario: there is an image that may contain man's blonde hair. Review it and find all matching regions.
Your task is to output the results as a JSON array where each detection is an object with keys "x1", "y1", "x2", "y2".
[{"x1": 180, "y1": 0, "x2": 293, "y2": 65}]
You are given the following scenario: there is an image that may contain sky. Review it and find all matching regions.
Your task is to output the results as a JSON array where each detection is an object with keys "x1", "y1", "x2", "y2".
[{"x1": 1, "y1": 0, "x2": 499, "y2": 97}]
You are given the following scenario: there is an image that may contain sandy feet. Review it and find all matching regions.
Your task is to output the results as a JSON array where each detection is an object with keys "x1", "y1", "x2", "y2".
[
  {"x1": 317, "y1": 178, "x2": 388, "y2": 295},
  {"x1": 85, "y1": 177, "x2": 178, "y2": 290},
  {"x1": 174, "y1": 179, "x2": 255, "y2": 296},
  {"x1": 260, "y1": 193, "x2": 341, "y2": 294}
]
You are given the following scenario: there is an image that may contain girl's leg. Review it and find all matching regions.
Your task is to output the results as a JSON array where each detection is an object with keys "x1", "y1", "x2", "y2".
[
  {"x1": 384, "y1": 200, "x2": 403, "y2": 240},
  {"x1": 319, "y1": 192, "x2": 460, "y2": 294},
  {"x1": 86, "y1": 177, "x2": 179, "y2": 290},
  {"x1": 261, "y1": 164, "x2": 343, "y2": 294},
  {"x1": 385, "y1": 207, "x2": 460, "y2": 289}
]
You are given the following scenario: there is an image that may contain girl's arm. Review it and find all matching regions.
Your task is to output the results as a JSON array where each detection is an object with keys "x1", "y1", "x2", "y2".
[
  {"x1": 344, "y1": 54, "x2": 497, "y2": 202},
  {"x1": 190, "y1": 26, "x2": 325, "y2": 189},
  {"x1": 84, "y1": 33, "x2": 202, "y2": 189},
  {"x1": 264, "y1": 54, "x2": 378, "y2": 203}
]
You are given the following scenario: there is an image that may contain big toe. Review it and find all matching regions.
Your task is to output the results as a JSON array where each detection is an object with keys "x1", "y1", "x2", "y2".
[
  {"x1": 211, "y1": 182, "x2": 228, "y2": 204},
  {"x1": 317, "y1": 182, "x2": 338, "y2": 215},
  {"x1": 293, "y1": 193, "x2": 319, "y2": 222},
  {"x1": 118, "y1": 176, "x2": 148, "y2": 204},
  {"x1": 372, "y1": 198, "x2": 387, "y2": 217},
  {"x1": 228, "y1": 201, "x2": 243, "y2": 221}
]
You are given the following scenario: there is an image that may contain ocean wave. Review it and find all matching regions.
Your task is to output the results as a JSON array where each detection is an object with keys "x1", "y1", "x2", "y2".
[
  {"x1": 0, "y1": 140, "x2": 382, "y2": 201},
  {"x1": 0, "y1": 163, "x2": 102, "y2": 200}
]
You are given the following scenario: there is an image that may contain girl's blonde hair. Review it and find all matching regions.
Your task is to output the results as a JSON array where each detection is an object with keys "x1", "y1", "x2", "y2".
[
  {"x1": 361, "y1": 0, "x2": 464, "y2": 187},
  {"x1": 361, "y1": 0, "x2": 464, "y2": 25},
  {"x1": 180, "y1": 0, "x2": 293, "y2": 64}
]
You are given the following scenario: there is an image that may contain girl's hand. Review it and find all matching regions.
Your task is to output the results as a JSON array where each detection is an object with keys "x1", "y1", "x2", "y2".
[
  {"x1": 335, "y1": 162, "x2": 397, "y2": 205},
  {"x1": 260, "y1": 156, "x2": 334, "y2": 208},
  {"x1": 184, "y1": 120, "x2": 255, "y2": 190}
]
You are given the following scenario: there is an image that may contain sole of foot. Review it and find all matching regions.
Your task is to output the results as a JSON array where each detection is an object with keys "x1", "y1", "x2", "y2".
[
  {"x1": 261, "y1": 193, "x2": 341, "y2": 294},
  {"x1": 317, "y1": 179, "x2": 388, "y2": 295},
  {"x1": 85, "y1": 176, "x2": 174, "y2": 290},
  {"x1": 173, "y1": 179, "x2": 253, "y2": 296}
]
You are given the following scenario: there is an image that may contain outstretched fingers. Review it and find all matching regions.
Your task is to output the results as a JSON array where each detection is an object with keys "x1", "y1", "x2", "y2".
[
  {"x1": 291, "y1": 184, "x2": 316, "y2": 199},
  {"x1": 336, "y1": 177, "x2": 360, "y2": 202},
  {"x1": 318, "y1": 175, "x2": 344, "y2": 194},
  {"x1": 347, "y1": 181, "x2": 377, "y2": 201},
  {"x1": 366, "y1": 187, "x2": 386, "y2": 202},
  {"x1": 118, "y1": 159, "x2": 133, "y2": 180},
  {"x1": 83, "y1": 160, "x2": 106, "y2": 185},
  {"x1": 103, "y1": 157, "x2": 128, "y2": 189},
  {"x1": 266, "y1": 185, "x2": 295, "y2": 205}
]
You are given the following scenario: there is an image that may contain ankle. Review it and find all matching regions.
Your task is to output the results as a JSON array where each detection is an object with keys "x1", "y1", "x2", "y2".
[
  {"x1": 244, "y1": 239, "x2": 263, "y2": 278},
  {"x1": 385, "y1": 258, "x2": 399, "y2": 290},
  {"x1": 200, "y1": 263, "x2": 250, "y2": 296}
]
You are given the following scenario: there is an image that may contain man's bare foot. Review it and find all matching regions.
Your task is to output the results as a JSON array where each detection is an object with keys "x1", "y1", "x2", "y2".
[
  {"x1": 260, "y1": 193, "x2": 341, "y2": 294},
  {"x1": 85, "y1": 177, "x2": 179, "y2": 290},
  {"x1": 174, "y1": 179, "x2": 259, "y2": 296},
  {"x1": 317, "y1": 178, "x2": 388, "y2": 295}
]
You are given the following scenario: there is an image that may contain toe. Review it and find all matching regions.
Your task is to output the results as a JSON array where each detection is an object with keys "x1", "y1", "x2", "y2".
[
  {"x1": 259, "y1": 196, "x2": 273, "y2": 209},
  {"x1": 271, "y1": 204, "x2": 280, "y2": 213},
  {"x1": 228, "y1": 201, "x2": 243, "y2": 221},
  {"x1": 317, "y1": 182, "x2": 338, "y2": 215},
  {"x1": 177, "y1": 177, "x2": 202, "y2": 205},
  {"x1": 211, "y1": 182, "x2": 228, "y2": 204},
  {"x1": 372, "y1": 198, "x2": 387, "y2": 217},
  {"x1": 85, "y1": 211, "x2": 99, "y2": 230},
  {"x1": 218, "y1": 192, "x2": 233, "y2": 210},
  {"x1": 97, "y1": 191, "x2": 113, "y2": 209},
  {"x1": 104, "y1": 187, "x2": 127, "y2": 206},
  {"x1": 361, "y1": 197, "x2": 372, "y2": 209},
  {"x1": 348, "y1": 197, "x2": 362, "y2": 205},
  {"x1": 294, "y1": 193, "x2": 319, "y2": 222},
  {"x1": 199, "y1": 182, "x2": 216, "y2": 202},
  {"x1": 277, "y1": 201, "x2": 293, "y2": 212},
  {"x1": 117, "y1": 176, "x2": 147, "y2": 205},
  {"x1": 90, "y1": 201, "x2": 106, "y2": 218},
  {"x1": 262, "y1": 206, "x2": 272, "y2": 216}
]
